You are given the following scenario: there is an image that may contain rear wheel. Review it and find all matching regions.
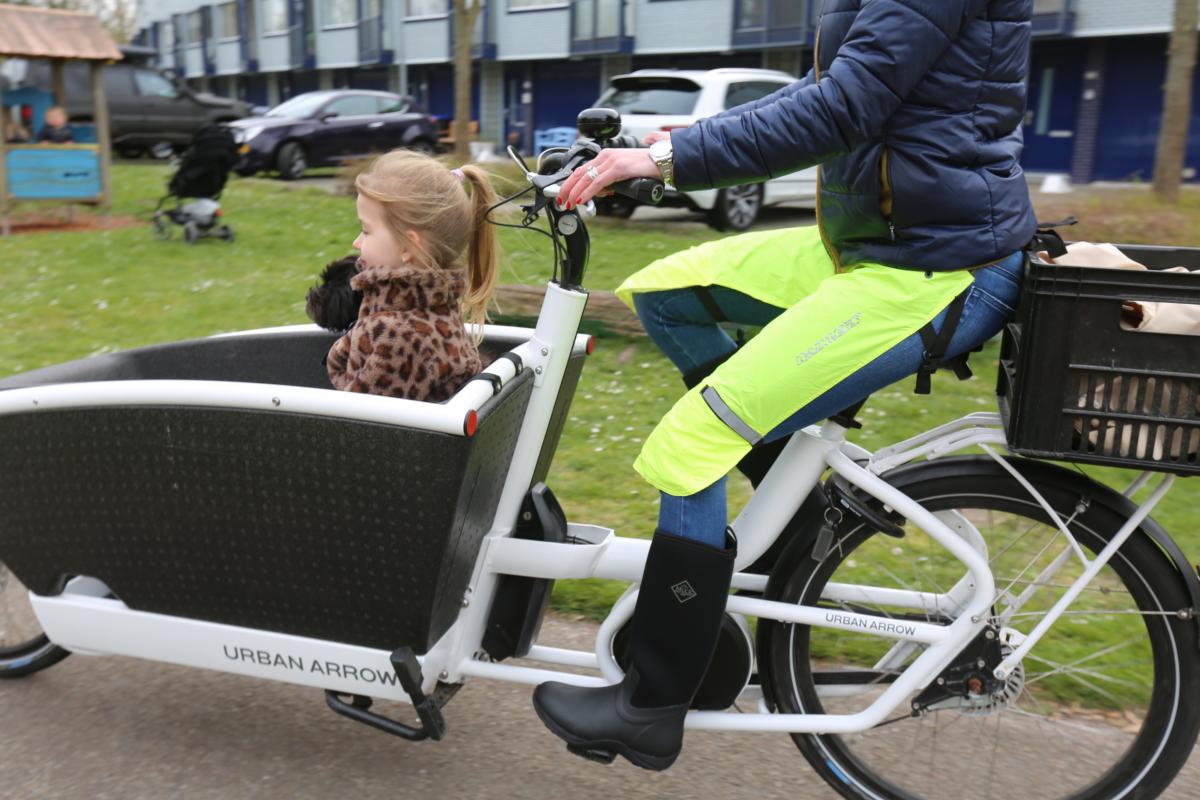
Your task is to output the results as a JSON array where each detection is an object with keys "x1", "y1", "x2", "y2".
[
  {"x1": 182, "y1": 221, "x2": 199, "y2": 244},
  {"x1": 762, "y1": 458, "x2": 1200, "y2": 800},
  {"x1": 218, "y1": 224, "x2": 234, "y2": 243},
  {"x1": 707, "y1": 183, "x2": 762, "y2": 231},
  {"x1": 406, "y1": 139, "x2": 436, "y2": 156},
  {"x1": 275, "y1": 142, "x2": 306, "y2": 181},
  {"x1": 0, "y1": 561, "x2": 69, "y2": 678}
]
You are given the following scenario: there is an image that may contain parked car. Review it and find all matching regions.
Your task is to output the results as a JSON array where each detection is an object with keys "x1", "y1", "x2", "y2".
[
  {"x1": 24, "y1": 57, "x2": 253, "y2": 159},
  {"x1": 594, "y1": 68, "x2": 818, "y2": 231},
  {"x1": 228, "y1": 90, "x2": 439, "y2": 181}
]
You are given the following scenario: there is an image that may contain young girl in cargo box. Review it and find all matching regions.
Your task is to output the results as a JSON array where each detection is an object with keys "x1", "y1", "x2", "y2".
[{"x1": 326, "y1": 150, "x2": 499, "y2": 402}]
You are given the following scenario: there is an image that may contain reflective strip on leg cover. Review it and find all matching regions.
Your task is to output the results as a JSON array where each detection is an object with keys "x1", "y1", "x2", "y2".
[
  {"x1": 701, "y1": 386, "x2": 762, "y2": 446},
  {"x1": 635, "y1": 262, "x2": 974, "y2": 496}
]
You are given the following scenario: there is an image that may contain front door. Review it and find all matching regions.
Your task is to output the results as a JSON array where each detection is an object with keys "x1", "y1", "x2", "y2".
[
  {"x1": 1022, "y1": 41, "x2": 1084, "y2": 173},
  {"x1": 306, "y1": 94, "x2": 378, "y2": 164}
]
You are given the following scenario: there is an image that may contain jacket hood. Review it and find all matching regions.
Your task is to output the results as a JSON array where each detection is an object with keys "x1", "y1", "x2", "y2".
[{"x1": 352, "y1": 263, "x2": 467, "y2": 312}]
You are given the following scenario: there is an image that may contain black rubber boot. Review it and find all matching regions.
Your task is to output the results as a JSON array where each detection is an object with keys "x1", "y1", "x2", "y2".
[{"x1": 532, "y1": 530, "x2": 736, "y2": 771}]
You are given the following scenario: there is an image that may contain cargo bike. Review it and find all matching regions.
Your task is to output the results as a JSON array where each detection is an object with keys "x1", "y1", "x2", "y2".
[{"x1": 2, "y1": 112, "x2": 1199, "y2": 799}]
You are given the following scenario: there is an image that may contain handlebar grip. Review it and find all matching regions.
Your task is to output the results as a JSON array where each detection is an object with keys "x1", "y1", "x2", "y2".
[{"x1": 612, "y1": 178, "x2": 665, "y2": 206}]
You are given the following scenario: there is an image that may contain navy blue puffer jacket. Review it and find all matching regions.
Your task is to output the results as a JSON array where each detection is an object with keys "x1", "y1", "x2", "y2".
[{"x1": 671, "y1": 0, "x2": 1038, "y2": 272}]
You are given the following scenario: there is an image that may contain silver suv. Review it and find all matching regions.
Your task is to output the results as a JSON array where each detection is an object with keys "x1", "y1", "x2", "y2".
[{"x1": 595, "y1": 68, "x2": 817, "y2": 231}]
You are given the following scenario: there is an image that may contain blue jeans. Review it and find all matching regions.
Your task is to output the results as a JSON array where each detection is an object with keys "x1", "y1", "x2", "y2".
[{"x1": 639, "y1": 252, "x2": 1025, "y2": 547}]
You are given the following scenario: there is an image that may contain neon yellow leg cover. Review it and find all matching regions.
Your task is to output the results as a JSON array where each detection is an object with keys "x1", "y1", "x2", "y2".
[{"x1": 621, "y1": 226, "x2": 974, "y2": 497}]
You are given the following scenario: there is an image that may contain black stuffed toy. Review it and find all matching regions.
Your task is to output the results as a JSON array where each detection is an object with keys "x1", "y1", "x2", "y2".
[{"x1": 306, "y1": 255, "x2": 362, "y2": 332}]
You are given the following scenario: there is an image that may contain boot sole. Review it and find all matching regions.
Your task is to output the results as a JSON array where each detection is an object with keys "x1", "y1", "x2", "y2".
[{"x1": 531, "y1": 694, "x2": 679, "y2": 772}]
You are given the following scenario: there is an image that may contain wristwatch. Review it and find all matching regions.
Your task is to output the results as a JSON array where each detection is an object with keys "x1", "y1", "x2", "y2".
[{"x1": 648, "y1": 138, "x2": 675, "y2": 187}]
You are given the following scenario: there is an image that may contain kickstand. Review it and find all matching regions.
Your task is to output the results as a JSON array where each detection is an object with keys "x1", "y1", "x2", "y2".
[{"x1": 324, "y1": 646, "x2": 449, "y2": 741}]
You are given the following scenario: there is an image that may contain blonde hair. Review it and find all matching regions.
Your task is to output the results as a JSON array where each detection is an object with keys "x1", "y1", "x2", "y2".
[{"x1": 354, "y1": 149, "x2": 498, "y2": 329}]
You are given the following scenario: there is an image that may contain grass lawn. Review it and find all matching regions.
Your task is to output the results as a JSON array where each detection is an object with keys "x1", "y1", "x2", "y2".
[{"x1": 2, "y1": 164, "x2": 1199, "y2": 709}]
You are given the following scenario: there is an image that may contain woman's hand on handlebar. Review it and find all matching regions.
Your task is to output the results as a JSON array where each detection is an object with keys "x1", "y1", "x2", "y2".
[{"x1": 557, "y1": 148, "x2": 663, "y2": 210}]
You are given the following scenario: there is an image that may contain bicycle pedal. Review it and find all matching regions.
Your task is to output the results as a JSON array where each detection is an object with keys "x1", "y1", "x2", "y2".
[{"x1": 567, "y1": 744, "x2": 617, "y2": 765}]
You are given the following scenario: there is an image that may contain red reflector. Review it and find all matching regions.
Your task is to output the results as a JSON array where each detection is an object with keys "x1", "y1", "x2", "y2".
[
  {"x1": 585, "y1": 336, "x2": 596, "y2": 355},
  {"x1": 659, "y1": 125, "x2": 684, "y2": 132},
  {"x1": 464, "y1": 409, "x2": 478, "y2": 437}
]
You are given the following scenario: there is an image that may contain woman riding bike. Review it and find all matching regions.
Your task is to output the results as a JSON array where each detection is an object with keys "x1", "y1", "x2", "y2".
[{"x1": 533, "y1": 0, "x2": 1039, "y2": 771}]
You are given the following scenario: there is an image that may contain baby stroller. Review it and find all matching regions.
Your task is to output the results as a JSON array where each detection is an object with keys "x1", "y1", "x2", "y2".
[{"x1": 152, "y1": 125, "x2": 238, "y2": 244}]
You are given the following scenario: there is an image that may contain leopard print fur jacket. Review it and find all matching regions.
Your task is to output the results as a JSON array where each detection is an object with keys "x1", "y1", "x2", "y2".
[{"x1": 326, "y1": 262, "x2": 482, "y2": 402}]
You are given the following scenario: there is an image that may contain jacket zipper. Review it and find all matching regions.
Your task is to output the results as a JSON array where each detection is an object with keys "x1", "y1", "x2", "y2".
[{"x1": 880, "y1": 145, "x2": 896, "y2": 241}]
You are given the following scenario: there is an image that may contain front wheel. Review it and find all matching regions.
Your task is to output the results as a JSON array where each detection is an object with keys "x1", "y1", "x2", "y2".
[
  {"x1": 707, "y1": 183, "x2": 762, "y2": 231},
  {"x1": 761, "y1": 457, "x2": 1200, "y2": 800},
  {"x1": 0, "y1": 560, "x2": 69, "y2": 678},
  {"x1": 275, "y1": 142, "x2": 306, "y2": 181}
]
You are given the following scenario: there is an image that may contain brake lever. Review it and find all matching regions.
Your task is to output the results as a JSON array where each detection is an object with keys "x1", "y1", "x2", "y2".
[{"x1": 542, "y1": 185, "x2": 596, "y2": 219}]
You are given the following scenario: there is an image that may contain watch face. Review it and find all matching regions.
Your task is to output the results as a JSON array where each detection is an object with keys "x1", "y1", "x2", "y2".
[{"x1": 650, "y1": 139, "x2": 672, "y2": 160}]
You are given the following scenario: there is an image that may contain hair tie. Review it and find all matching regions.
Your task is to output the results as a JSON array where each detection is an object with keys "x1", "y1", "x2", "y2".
[{"x1": 451, "y1": 168, "x2": 466, "y2": 183}]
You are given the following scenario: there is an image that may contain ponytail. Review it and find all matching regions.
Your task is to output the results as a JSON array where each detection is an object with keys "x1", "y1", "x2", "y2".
[{"x1": 458, "y1": 164, "x2": 499, "y2": 332}]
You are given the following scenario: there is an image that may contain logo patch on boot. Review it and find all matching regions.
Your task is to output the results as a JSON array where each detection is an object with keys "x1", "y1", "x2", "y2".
[{"x1": 671, "y1": 580, "x2": 698, "y2": 604}]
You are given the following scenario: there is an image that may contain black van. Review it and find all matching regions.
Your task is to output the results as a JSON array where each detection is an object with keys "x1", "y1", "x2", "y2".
[{"x1": 24, "y1": 55, "x2": 252, "y2": 158}]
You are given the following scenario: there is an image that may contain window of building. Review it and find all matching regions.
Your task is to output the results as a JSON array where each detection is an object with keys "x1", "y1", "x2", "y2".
[
  {"x1": 135, "y1": 69, "x2": 179, "y2": 99},
  {"x1": 509, "y1": 0, "x2": 565, "y2": 10},
  {"x1": 186, "y1": 10, "x2": 203, "y2": 45},
  {"x1": 408, "y1": 0, "x2": 448, "y2": 16},
  {"x1": 323, "y1": 94, "x2": 381, "y2": 118},
  {"x1": 724, "y1": 81, "x2": 787, "y2": 110},
  {"x1": 323, "y1": 0, "x2": 357, "y2": 26},
  {"x1": 736, "y1": 0, "x2": 765, "y2": 28},
  {"x1": 218, "y1": 2, "x2": 239, "y2": 39},
  {"x1": 262, "y1": 0, "x2": 289, "y2": 34}
]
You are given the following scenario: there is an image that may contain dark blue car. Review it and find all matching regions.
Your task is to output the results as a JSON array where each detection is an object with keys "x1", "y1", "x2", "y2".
[{"x1": 228, "y1": 90, "x2": 439, "y2": 180}]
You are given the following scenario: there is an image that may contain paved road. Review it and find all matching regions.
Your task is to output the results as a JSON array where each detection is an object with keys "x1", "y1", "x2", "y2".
[{"x1": 3, "y1": 614, "x2": 1199, "y2": 799}]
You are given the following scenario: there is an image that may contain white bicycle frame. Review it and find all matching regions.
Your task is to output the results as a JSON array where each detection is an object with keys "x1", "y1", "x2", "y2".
[{"x1": 21, "y1": 247, "x2": 1176, "y2": 739}]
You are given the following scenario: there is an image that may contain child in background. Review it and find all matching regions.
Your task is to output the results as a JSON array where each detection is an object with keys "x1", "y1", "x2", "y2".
[
  {"x1": 325, "y1": 150, "x2": 498, "y2": 402},
  {"x1": 36, "y1": 106, "x2": 74, "y2": 144}
]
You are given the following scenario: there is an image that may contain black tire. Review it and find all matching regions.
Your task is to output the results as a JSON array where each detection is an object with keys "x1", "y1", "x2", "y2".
[
  {"x1": 151, "y1": 215, "x2": 172, "y2": 240},
  {"x1": 0, "y1": 560, "x2": 69, "y2": 678},
  {"x1": 761, "y1": 456, "x2": 1200, "y2": 800},
  {"x1": 406, "y1": 139, "x2": 436, "y2": 156},
  {"x1": 218, "y1": 224, "x2": 234, "y2": 243},
  {"x1": 149, "y1": 141, "x2": 175, "y2": 160},
  {"x1": 707, "y1": 183, "x2": 762, "y2": 231},
  {"x1": 275, "y1": 141, "x2": 307, "y2": 181},
  {"x1": 182, "y1": 221, "x2": 199, "y2": 244},
  {"x1": 595, "y1": 196, "x2": 637, "y2": 219},
  {"x1": 116, "y1": 144, "x2": 145, "y2": 159}
]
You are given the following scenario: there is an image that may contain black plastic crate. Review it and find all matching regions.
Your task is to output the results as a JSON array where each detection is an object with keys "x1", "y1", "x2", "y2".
[{"x1": 997, "y1": 244, "x2": 1200, "y2": 474}]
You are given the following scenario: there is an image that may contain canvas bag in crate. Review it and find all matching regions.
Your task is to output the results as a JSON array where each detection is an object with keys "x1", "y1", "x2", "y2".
[{"x1": 1038, "y1": 242, "x2": 1200, "y2": 461}]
